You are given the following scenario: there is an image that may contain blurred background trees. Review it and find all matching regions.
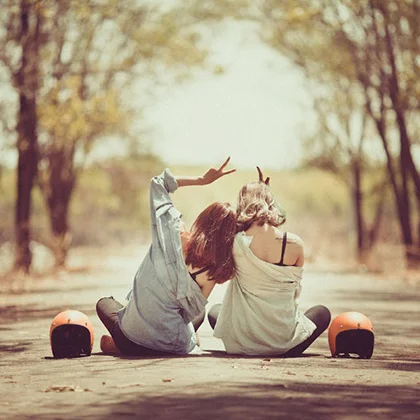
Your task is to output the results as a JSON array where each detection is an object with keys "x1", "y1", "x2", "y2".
[
  {"x1": 1, "y1": 0, "x2": 42, "y2": 272},
  {"x1": 0, "y1": 0, "x2": 418, "y2": 276},
  {"x1": 0, "y1": 0, "x2": 206, "y2": 272},
  {"x1": 256, "y1": 0, "x2": 420, "y2": 265},
  {"x1": 192, "y1": 0, "x2": 419, "y2": 266}
]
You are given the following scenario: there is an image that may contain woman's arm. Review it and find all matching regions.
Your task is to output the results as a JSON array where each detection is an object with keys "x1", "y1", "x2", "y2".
[
  {"x1": 176, "y1": 157, "x2": 236, "y2": 187},
  {"x1": 148, "y1": 158, "x2": 236, "y2": 322},
  {"x1": 149, "y1": 157, "x2": 236, "y2": 225},
  {"x1": 149, "y1": 157, "x2": 236, "y2": 227}
]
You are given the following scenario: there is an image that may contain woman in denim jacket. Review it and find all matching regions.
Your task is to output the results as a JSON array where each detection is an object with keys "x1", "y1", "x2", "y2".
[{"x1": 97, "y1": 158, "x2": 236, "y2": 356}]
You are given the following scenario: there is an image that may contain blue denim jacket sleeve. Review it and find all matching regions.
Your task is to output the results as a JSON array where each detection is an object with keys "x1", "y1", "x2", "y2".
[{"x1": 150, "y1": 169, "x2": 207, "y2": 322}]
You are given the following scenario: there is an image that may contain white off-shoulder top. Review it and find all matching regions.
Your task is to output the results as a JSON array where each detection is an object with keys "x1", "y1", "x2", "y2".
[{"x1": 213, "y1": 232, "x2": 316, "y2": 356}]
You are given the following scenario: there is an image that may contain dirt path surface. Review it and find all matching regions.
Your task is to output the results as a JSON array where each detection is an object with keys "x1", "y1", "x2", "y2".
[{"x1": 1, "y1": 246, "x2": 419, "y2": 419}]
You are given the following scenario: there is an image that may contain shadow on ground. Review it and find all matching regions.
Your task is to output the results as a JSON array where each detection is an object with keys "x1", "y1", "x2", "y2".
[
  {"x1": 0, "y1": 341, "x2": 32, "y2": 353},
  {"x1": 330, "y1": 288, "x2": 420, "y2": 343},
  {"x1": 76, "y1": 382, "x2": 420, "y2": 420},
  {"x1": 0, "y1": 303, "x2": 96, "y2": 325}
]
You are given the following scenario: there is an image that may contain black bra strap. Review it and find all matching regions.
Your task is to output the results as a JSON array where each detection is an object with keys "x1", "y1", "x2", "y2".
[
  {"x1": 189, "y1": 266, "x2": 208, "y2": 281},
  {"x1": 279, "y1": 232, "x2": 287, "y2": 265}
]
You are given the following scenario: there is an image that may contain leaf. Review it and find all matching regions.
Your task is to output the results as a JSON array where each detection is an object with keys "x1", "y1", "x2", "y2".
[
  {"x1": 116, "y1": 382, "x2": 146, "y2": 388},
  {"x1": 44, "y1": 384, "x2": 91, "y2": 393}
]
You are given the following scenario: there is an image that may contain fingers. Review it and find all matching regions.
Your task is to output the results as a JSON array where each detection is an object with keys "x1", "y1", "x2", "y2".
[
  {"x1": 257, "y1": 166, "x2": 264, "y2": 182},
  {"x1": 222, "y1": 168, "x2": 236, "y2": 176},
  {"x1": 218, "y1": 157, "x2": 235, "y2": 177},
  {"x1": 219, "y1": 156, "x2": 231, "y2": 171},
  {"x1": 257, "y1": 166, "x2": 270, "y2": 185}
]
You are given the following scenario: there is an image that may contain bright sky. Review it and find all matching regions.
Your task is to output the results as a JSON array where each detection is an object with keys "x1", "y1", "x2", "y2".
[
  {"x1": 144, "y1": 22, "x2": 316, "y2": 170},
  {"x1": 0, "y1": 21, "x2": 317, "y2": 171}
]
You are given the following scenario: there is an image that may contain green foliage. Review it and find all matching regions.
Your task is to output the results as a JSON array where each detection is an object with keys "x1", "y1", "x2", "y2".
[
  {"x1": 0, "y1": 0, "x2": 211, "y2": 266},
  {"x1": 170, "y1": 165, "x2": 349, "y2": 231},
  {"x1": 70, "y1": 154, "x2": 163, "y2": 245},
  {"x1": 1, "y1": 164, "x2": 349, "y2": 246},
  {"x1": 192, "y1": 0, "x2": 420, "y2": 256},
  {"x1": 190, "y1": 0, "x2": 251, "y2": 21},
  {"x1": 30, "y1": 0, "x2": 208, "y2": 172},
  {"x1": 1, "y1": 160, "x2": 405, "y2": 266},
  {"x1": 38, "y1": 77, "x2": 127, "y2": 153}
]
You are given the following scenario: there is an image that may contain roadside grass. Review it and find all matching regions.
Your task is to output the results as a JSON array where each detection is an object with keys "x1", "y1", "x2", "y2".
[{"x1": 0, "y1": 162, "x2": 405, "y2": 274}]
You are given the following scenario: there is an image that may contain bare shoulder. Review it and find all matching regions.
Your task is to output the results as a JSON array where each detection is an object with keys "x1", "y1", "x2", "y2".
[
  {"x1": 286, "y1": 232, "x2": 304, "y2": 247},
  {"x1": 287, "y1": 232, "x2": 304, "y2": 266},
  {"x1": 273, "y1": 229, "x2": 304, "y2": 248}
]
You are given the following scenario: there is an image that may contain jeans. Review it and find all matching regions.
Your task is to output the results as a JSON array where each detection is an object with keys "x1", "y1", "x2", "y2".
[
  {"x1": 96, "y1": 296, "x2": 205, "y2": 356},
  {"x1": 96, "y1": 297, "x2": 170, "y2": 356},
  {"x1": 208, "y1": 304, "x2": 331, "y2": 357}
]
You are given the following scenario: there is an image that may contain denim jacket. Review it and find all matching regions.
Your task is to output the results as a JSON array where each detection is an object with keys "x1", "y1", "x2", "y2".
[{"x1": 117, "y1": 169, "x2": 207, "y2": 354}]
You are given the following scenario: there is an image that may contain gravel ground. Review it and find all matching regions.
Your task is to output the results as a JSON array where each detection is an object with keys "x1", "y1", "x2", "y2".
[{"x1": 0, "y1": 246, "x2": 419, "y2": 419}]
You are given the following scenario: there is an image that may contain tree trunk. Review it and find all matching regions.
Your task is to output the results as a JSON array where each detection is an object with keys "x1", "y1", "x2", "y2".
[
  {"x1": 367, "y1": 182, "x2": 386, "y2": 249},
  {"x1": 351, "y1": 158, "x2": 367, "y2": 264},
  {"x1": 366, "y1": 101, "x2": 414, "y2": 266},
  {"x1": 382, "y1": 17, "x2": 419, "y2": 265},
  {"x1": 44, "y1": 149, "x2": 75, "y2": 268},
  {"x1": 14, "y1": 0, "x2": 40, "y2": 273}
]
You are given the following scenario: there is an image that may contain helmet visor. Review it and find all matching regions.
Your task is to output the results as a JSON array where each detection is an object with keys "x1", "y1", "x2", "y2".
[
  {"x1": 51, "y1": 324, "x2": 92, "y2": 358},
  {"x1": 335, "y1": 329, "x2": 374, "y2": 359}
]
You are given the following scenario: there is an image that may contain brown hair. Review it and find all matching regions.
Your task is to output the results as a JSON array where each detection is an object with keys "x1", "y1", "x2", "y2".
[
  {"x1": 236, "y1": 182, "x2": 286, "y2": 232},
  {"x1": 185, "y1": 202, "x2": 236, "y2": 283}
]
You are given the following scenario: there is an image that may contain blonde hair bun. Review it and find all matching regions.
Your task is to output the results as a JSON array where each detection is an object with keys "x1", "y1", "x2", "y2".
[{"x1": 236, "y1": 182, "x2": 286, "y2": 232}]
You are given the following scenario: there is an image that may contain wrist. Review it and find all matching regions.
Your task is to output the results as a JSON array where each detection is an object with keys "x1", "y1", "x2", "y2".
[{"x1": 176, "y1": 176, "x2": 206, "y2": 187}]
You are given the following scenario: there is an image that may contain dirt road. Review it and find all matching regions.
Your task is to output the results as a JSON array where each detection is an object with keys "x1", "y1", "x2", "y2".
[{"x1": 1, "y1": 246, "x2": 419, "y2": 419}]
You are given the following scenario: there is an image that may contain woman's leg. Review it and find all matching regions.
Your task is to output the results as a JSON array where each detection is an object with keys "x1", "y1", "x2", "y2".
[
  {"x1": 283, "y1": 305, "x2": 331, "y2": 358},
  {"x1": 191, "y1": 310, "x2": 206, "y2": 332},
  {"x1": 96, "y1": 297, "x2": 170, "y2": 356},
  {"x1": 96, "y1": 296, "x2": 123, "y2": 335},
  {"x1": 207, "y1": 303, "x2": 222, "y2": 330}
]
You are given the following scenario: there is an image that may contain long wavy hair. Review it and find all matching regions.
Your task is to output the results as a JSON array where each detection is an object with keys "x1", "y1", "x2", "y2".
[
  {"x1": 185, "y1": 202, "x2": 236, "y2": 283},
  {"x1": 236, "y1": 182, "x2": 286, "y2": 232}
]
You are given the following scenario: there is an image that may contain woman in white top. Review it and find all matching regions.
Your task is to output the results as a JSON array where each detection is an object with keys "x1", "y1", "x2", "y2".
[{"x1": 209, "y1": 168, "x2": 331, "y2": 357}]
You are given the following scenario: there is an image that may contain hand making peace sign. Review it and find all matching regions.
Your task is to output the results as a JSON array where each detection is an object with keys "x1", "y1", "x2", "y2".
[
  {"x1": 201, "y1": 157, "x2": 236, "y2": 185},
  {"x1": 256, "y1": 166, "x2": 270, "y2": 185}
]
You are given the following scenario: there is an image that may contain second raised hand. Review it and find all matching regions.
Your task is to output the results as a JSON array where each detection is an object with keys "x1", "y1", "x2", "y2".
[
  {"x1": 257, "y1": 166, "x2": 270, "y2": 185},
  {"x1": 201, "y1": 157, "x2": 236, "y2": 185}
]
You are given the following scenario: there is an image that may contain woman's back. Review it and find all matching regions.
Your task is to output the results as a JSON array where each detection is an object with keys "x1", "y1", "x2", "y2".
[
  {"x1": 245, "y1": 224, "x2": 304, "y2": 267},
  {"x1": 213, "y1": 230, "x2": 316, "y2": 356},
  {"x1": 212, "y1": 171, "x2": 328, "y2": 357}
]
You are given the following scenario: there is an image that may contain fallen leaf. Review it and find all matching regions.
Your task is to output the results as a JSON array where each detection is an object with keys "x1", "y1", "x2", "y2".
[
  {"x1": 116, "y1": 382, "x2": 145, "y2": 388},
  {"x1": 44, "y1": 385, "x2": 89, "y2": 393}
]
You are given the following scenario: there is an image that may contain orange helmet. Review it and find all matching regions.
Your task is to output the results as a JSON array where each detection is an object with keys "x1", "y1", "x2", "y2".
[
  {"x1": 328, "y1": 312, "x2": 374, "y2": 359},
  {"x1": 50, "y1": 310, "x2": 94, "y2": 358}
]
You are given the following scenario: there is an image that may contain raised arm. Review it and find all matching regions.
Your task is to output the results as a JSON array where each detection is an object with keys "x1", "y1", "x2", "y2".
[
  {"x1": 149, "y1": 157, "x2": 236, "y2": 322},
  {"x1": 176, "y1": 157, "x2": 236, "y2": 187},
  {"x1": 149, "y1": 157, "x2": 236, "y2": 224}
]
